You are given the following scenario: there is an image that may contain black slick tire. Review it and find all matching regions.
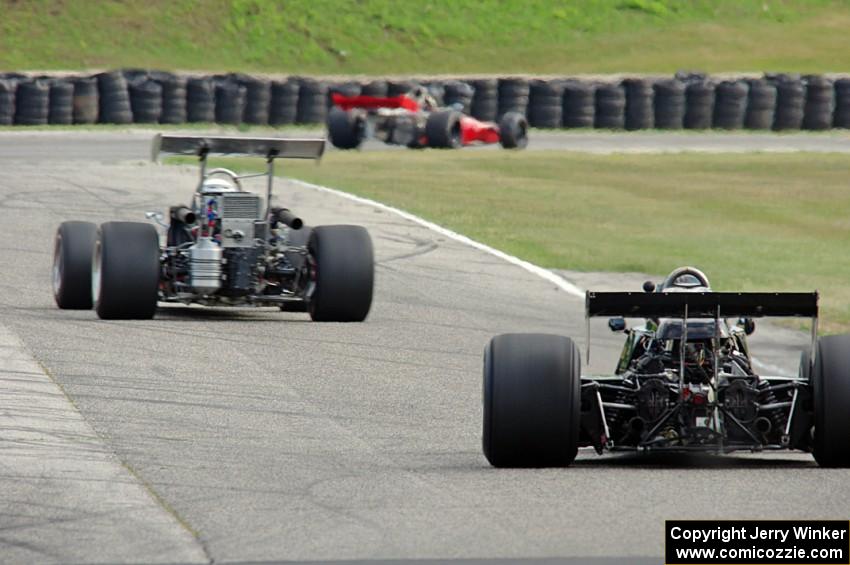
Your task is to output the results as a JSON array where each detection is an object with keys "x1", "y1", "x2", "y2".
[
  {"x1": 94, "y1": 222, "x2": 160, "y2": 320},
  {"x1": 812, "y1": 334, "x2": 850, "y2": 467},
  {"x1": 53, "y1": 221, "x2": 97, "y2": 309},
  {"x1": 483, "y1": 333, "x2": 581, "y2": 467},
  {"x1": 327, "y1": 107, "x2": 364, "y2": 149},
  {"x1": 308, "y1": 225, "x2": 374, "y2": 322},
  {"x1": 425, "y1": 110, "x2": 462, "y2": 148},
  {"x1": 498, "y1": 111, "x2": 529, "y2": 149}
]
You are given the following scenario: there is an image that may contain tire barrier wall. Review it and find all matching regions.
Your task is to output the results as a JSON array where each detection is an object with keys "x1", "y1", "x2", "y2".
[{"x1": 4, "y1": 70, "x2": 850, "y2": 130}]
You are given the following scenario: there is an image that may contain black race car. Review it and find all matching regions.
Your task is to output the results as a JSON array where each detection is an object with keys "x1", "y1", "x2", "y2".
[{"x1": 483, "y1": 267, "x2": 850, "y2": 467}]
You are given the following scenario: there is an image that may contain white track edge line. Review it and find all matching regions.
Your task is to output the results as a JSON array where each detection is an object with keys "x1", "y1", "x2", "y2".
[
  {"x1": 292, "y1": 178, "x2": 793, "y2": 376},
  {"x1": 290, "y1": 178, "x2": 585, "y2": 298}
]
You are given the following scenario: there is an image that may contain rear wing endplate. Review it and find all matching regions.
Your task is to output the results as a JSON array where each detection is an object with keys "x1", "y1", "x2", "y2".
[
  {"x1": 586, "y1": 291, "x2": 818, "y2": 319},
  {"x1": 152, "y1": 134, "x2": 325, "y2": 162}
]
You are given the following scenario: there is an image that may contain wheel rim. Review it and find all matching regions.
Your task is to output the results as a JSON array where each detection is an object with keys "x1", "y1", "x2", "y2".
[
  {"x1": 450, "y1": 122, "x2": 462, "y2": 147},
  {"x1": 91, "y1": 239, "x2": 102, "y2": 306},
  {"x1": 52, "y1": 235, "x2": 63, "y2": 297},
  {"x1": 517, "y1": 122, "x2": 529, "y2": 148},
  {"x1": 306, "y1": 253, "x2": 318, "y2": 316}
]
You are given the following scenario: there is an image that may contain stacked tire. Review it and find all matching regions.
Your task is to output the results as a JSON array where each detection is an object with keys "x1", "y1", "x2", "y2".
[
  {"x1": 528, "y1": 80, "x2": 564, "y2": 129},
  {"x1": 562, "y1": 80, "x2": 595, "y2": 128},
  {"x1": 15, "y1": 79, "x2": 50, "y2": 125},
  {"x1": 623, "y1": 78, "x2": 654, "y2": 130},
  {"x1": 772, "y1": 77, "x2": 805, "y2": 131},
  {"x1": 498, "y1": 78, "x2": 529, "y2": 119},
  {"x1": 129, "y1": 79, "x2": 163, "y2": 124},
  {"x1": 361, "y1": 79, "x2": 389, "y2": 97},
  {"x1": 270, "y1": 78, "x2": 300, "y2": 125},
  {"x1": 187, "y1": 77, "x2": 215, "y2": 123},
  {"x1": 215, "y1": 79, "x2": 246, "y2": 125},
  {"x1": 0, "y1": 78, "x2": 15, "y2": 125},
  {"x1": 594, "y1": 82, "x2": 626, "y2": 129},
  {"x1": 48, "y1": 79, "x2": 74, "y2": 125},
  {"x1": 802, "y1": 75, "x2": 834, "y2": 130},
  {"x1": 387, "y1": 80, "x2": 418, "y2": 98},
  {"x1": 470, "y1": 78, "x2": 498, "y2": 122},
  {"x1": 296, "y1": 78, "x2": 327, "y2": 124},
  {"x1": 443, "y1": 80, "x2": 474, "y2": 113},
  {"x1": 744, "y1": 79, "x2": 777, "y2": 130},
  {"x1": 713, "y1": 80, "x2": 748, "y2": 130},
  {"x1": 834, "y1": 78, "x2": 850, "y2": 128},
  {"x1": 683, "y1": 80, "x2": 714, "y2": 129},
  {"x1": 158, "y1": 74, "x2": 187, "y2": 124},
  {"x1": 97, "y1": 71, "x2": 133, "y2": 124},
  {"x1": 242, "y1": 76, "x2": 271, "y2": 125},
  {"x1": 72, "y1": 76, "x2": 99, "y2": 124},
  {"x1": 653, "y1": 79, "x2": 685, "y2": 129}
]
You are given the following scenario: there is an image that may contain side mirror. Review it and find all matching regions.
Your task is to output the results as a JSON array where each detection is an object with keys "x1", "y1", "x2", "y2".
[
  {"x1": 738, "y1": 317, "x2": 756, "y2": 335},
  {"x1": 642, "y1": 280, "x2": 656, "y2": 293},
  {"x1": 608, "y1": 317, "x2": 626, "y2": 332}
]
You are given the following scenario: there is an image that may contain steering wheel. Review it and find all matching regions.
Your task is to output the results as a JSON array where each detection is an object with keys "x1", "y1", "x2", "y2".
[
  {"x1": 203, "y1": 168, "x2": 244, "y2": 191},
  {"x1": 660, "y1": 266, "x2": 710, "y2": 290}
]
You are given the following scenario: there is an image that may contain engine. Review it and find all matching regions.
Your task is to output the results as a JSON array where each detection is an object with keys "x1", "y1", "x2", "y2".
[
  {"x1": 593, "y1": 323, "x2": 795, "y2": 449},
  {"x1": 191, "y1": 188, "x2": 264, "y2": 295},
  {"x1": 163, "y1": 176, "x2": 268, "y2": 299}
]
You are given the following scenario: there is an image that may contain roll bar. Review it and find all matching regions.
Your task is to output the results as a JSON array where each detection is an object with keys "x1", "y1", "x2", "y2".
[{"x1": 151, "y1": 134, "x2": 326, "y2": 221}]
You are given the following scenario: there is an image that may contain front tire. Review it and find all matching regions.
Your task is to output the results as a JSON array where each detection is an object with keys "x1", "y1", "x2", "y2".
[
  {"x1": 94, "y1": 222, "x2": 160, "y2": 320},
  {"x1": 53, "y1": 221, "x2": 97, "y2": 309},
  {"x1": 483, "y1": 333, "x2": 581, "y2": 467},
  {"x1": 308, "y1": 225, "x2": 374, "y2": 322},
  {"x1": 812, "y1": 334, "x2": 850, "y2": 467},
  {"x1": 498, "y1": 111, "x2": 529, "y2": 149}
]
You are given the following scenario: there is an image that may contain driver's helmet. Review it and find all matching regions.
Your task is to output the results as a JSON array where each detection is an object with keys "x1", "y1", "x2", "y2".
[
  {"x1": 409, "y1": 86, "x2": 437, "y2": 110},
  {"x1": 198, "y1": 177, "x2": 238, "y2": 194},
  {"x1": 670, "y1": 274, "x2": 704, "y2": 288}
]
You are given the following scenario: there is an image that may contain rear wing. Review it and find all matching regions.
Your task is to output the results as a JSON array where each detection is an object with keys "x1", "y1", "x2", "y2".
[
  {"x1": 331, "y1": 93, "x2": 420, "y2": 112},
  {"x1": 152, "y1": 134, "x2": 325, "y2": 219},
  {"x1": 584, "y1": 290, "x2": 819, "y2": 366},
  {"x1": 586, "y1": 291, "x2": 818, "y2": 319},
  {"x1": 151, "y1": 134, "x2": 325, "y2": 162}
]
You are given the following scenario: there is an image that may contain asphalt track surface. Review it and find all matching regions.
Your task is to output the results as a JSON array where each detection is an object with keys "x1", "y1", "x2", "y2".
[
  {"x1": 4, "y1": 128, "x2": 850, "y2": 162},
  {"x1": 0, "y1": 131, "x2": 845, "y2": 564}
]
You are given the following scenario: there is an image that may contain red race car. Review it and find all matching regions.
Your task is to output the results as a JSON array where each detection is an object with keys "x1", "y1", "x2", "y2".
[{"x1": 327, "y1": 87, "x2": 528, "y2": 150}]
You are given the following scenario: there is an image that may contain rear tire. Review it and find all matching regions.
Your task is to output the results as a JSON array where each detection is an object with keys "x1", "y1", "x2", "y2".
[
  {"x1": 327, "y1": 107, "x2": 364, "y2": 149},
  {"x1": 53, "y1": 221, "x2": 97, "y2": 309},
  {"x1": 812, "y1": 334, "x2": 850, "y2": 467},
  {"x1": 425, "y1": 110, "x2": 462, "y2": 148},
  {"x1": 498, "y1": 111, "x2": 529, "y2": 149},
  {"x1": 483, "y1": 333, "x2": 581, "y2": 467},
  {"x1": 308, "y1": 225, "x2": 374, "y2": 322},
  {"x1": 94, "y1": 222, "x2": 160, "y2": 320}
]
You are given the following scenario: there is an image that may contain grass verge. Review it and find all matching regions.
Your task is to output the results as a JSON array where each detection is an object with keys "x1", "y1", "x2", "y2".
[
  {"x1": 2, "y1": 1, "x2": 850, "y2": 74},
  {"x1": 169, "y1": 149, "x2": 850, "y2": 332}
]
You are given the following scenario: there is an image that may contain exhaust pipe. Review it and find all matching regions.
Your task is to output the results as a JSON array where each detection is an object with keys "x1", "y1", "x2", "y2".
[
  {"x1": 170, "y1": 205, "x2": 197, "y2": 225},
  {"x1": 272, "y1": 207, "x2": 303, "y2": 230},
  {"x1": 754, "y1": 417, "x2": 772, "y2": 434},
  {"x1": 628, "y1": 417, "x2": 646, "y2": 436}
]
